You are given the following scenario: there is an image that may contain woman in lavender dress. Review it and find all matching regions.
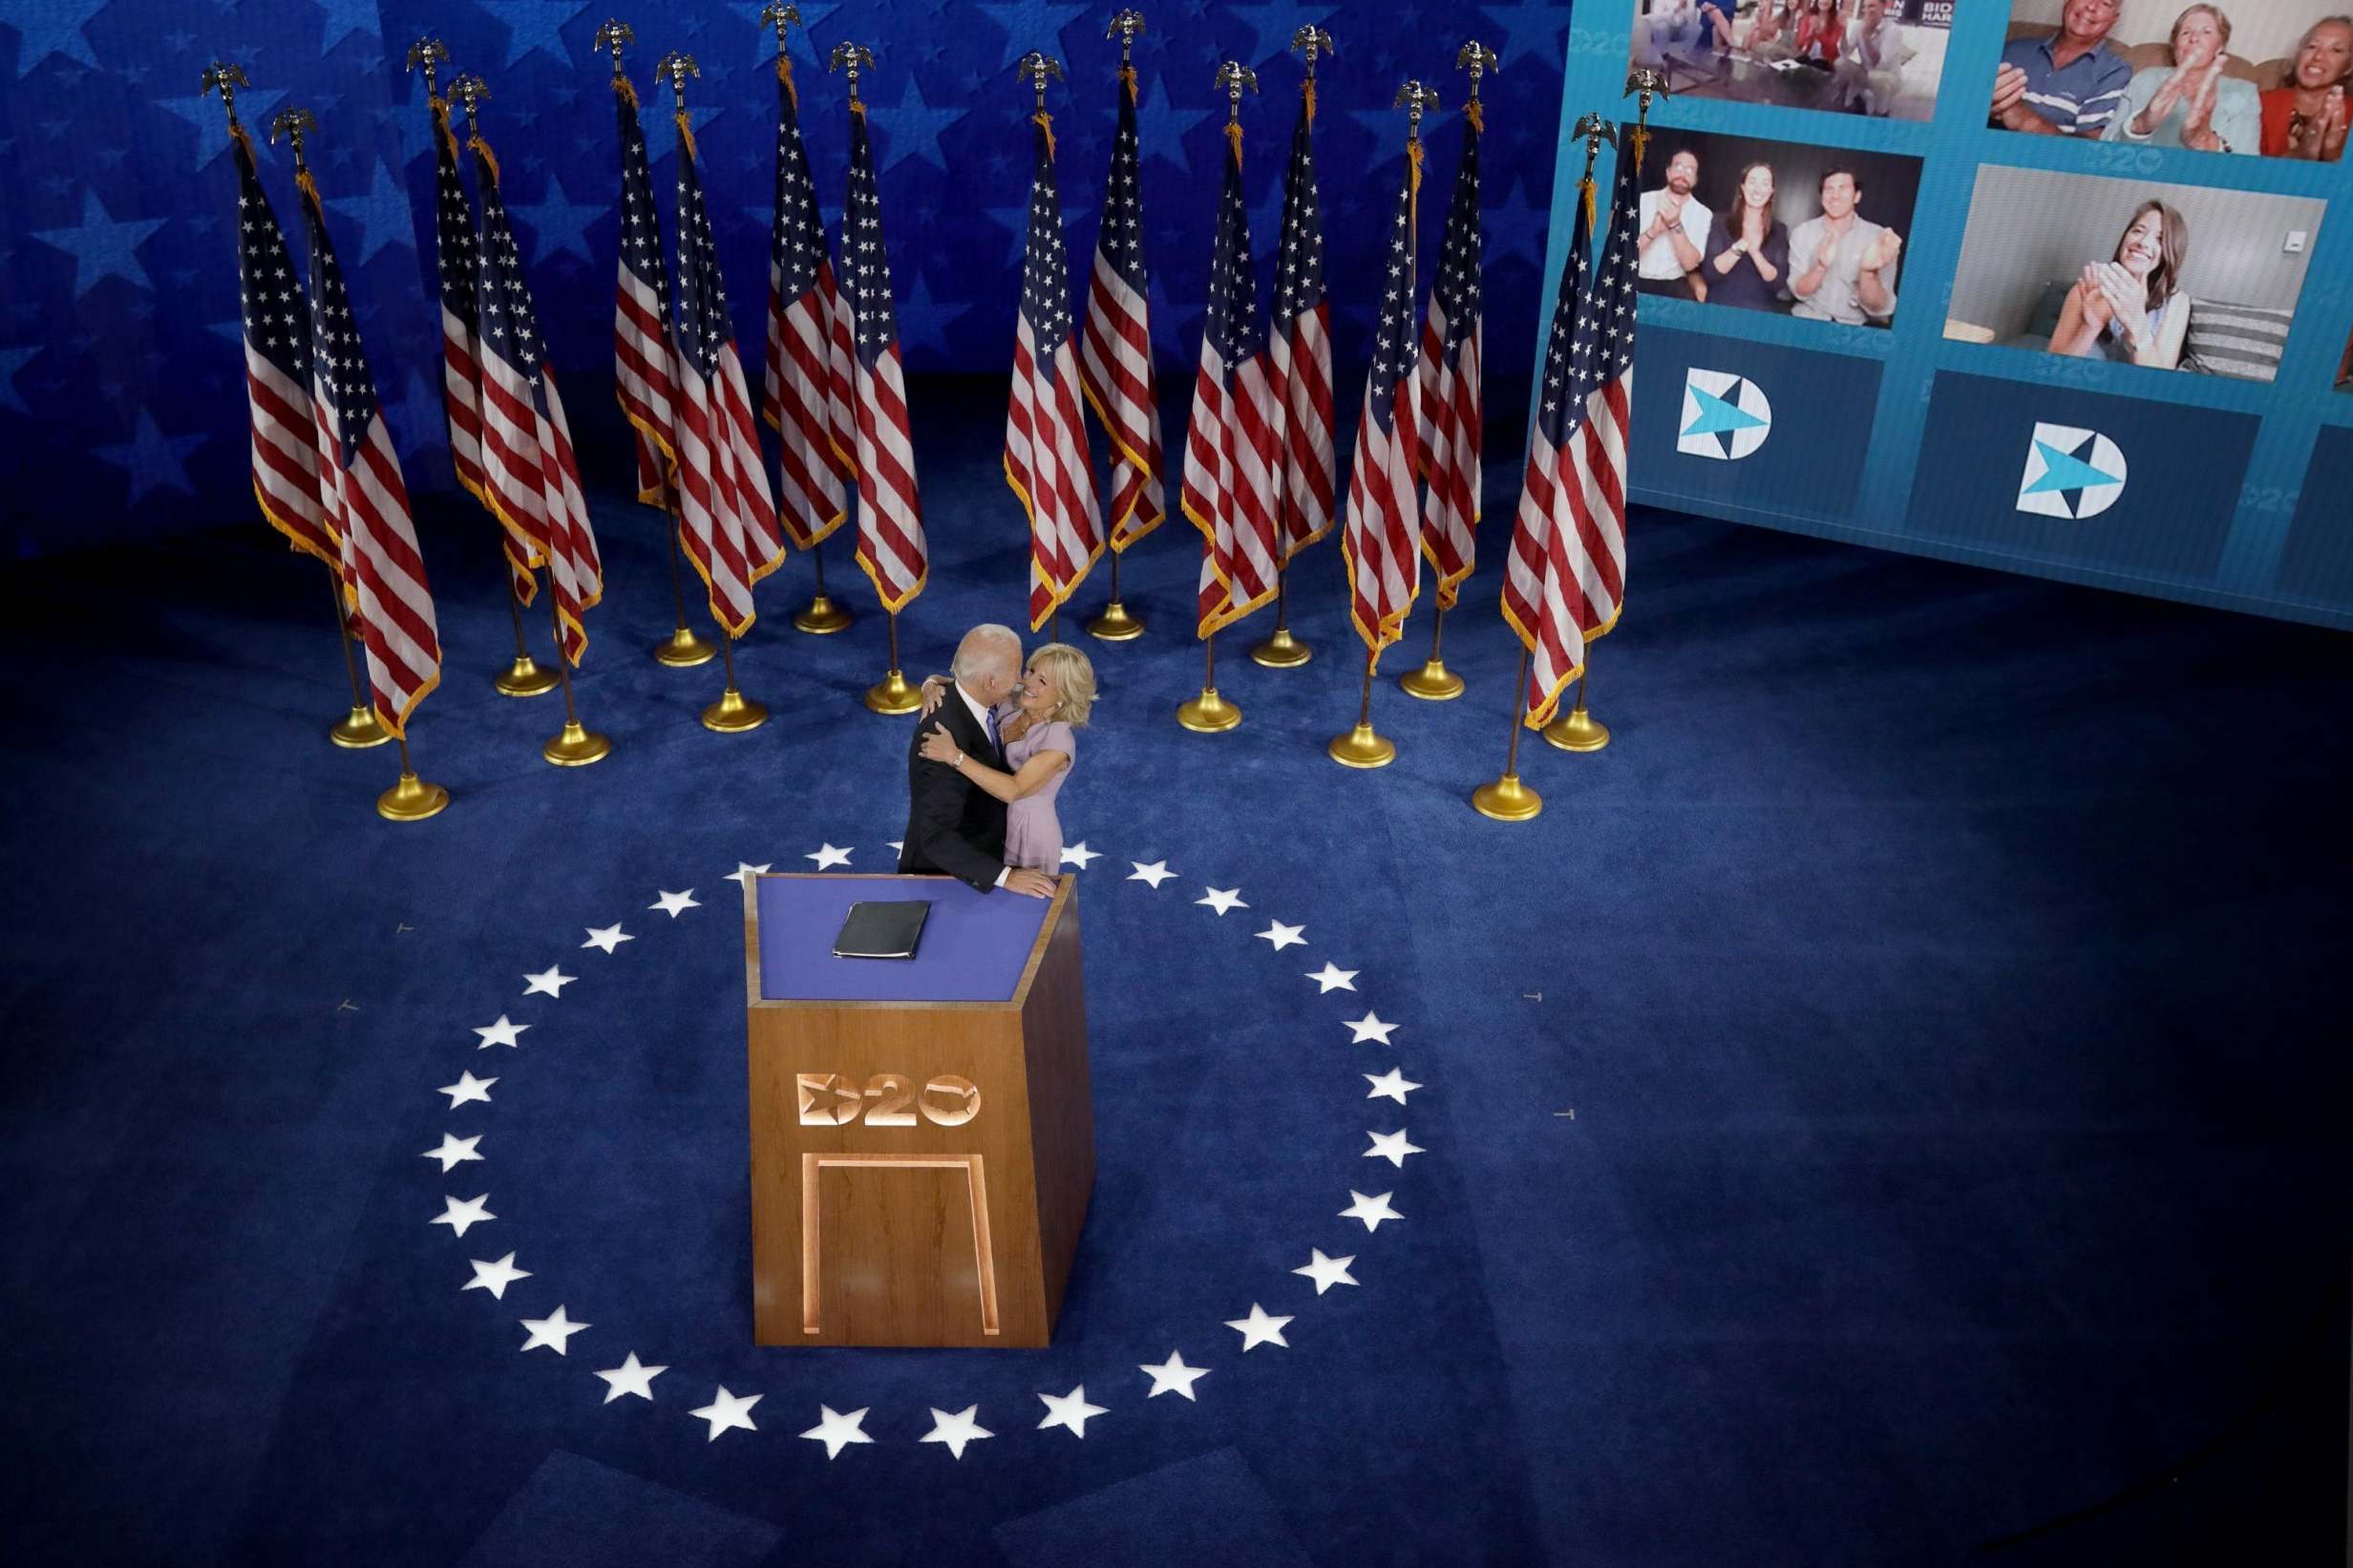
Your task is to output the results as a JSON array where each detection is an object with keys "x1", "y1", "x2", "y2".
[{"x1": 916, "y1": 643, "x2": 1094, "y2": 873}]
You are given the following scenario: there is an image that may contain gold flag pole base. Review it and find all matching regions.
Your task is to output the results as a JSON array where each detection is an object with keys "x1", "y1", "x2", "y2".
[
  {"x1": 1176, "y1": 687, "x2": 1241, "y2": 731},
  {"x1": 376, "y1": 769, "x2": 450, "y2": 821},
  {"x1": 330, "y1": 704, "x2": 392, "y2": 749},
  {"x1": 863, "y1": 669, "x2": 921, "y2": 714},
  {"x1": 653, "y1": 626, "x2": 717, "y2": 667},
  {"x1": 702, "y1": 686, "x2": 768, "y2": 731},
  {"x1": 495, "y1": 653, "x2": 562, "y2": 697},
  {"x1": 1471, "y1": 771, "x2": 1542, "y2": 821},
  {"x1": 544, "y1": 719, "x2": 612, "y2": 766},
  {"x1": 1248, "y1": 624, "x2": 1310, "y2": 667},
  {"x1": 1327, "y1": 719, "x2": 1395, "y2": 769},
  {"x1": 1399, "y1": 657, "x2": 1463, "y2": 701},
  {"x1": 1087, "y1": 599, "x2": 1144, "y2": 641},
  {"x1": 792, "y1": 594, "x2": 853, "y2": 635},
  {"x1": 1542, "y1": 671, "x2": 1610, "y2": 752}
]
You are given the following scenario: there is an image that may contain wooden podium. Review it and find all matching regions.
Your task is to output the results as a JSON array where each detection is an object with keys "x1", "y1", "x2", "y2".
[{"x1": 742, "y1": 872, "x2": 1094, "y2": 1347}]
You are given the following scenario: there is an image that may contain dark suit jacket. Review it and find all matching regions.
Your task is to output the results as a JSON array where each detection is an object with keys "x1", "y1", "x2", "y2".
[{"x1": 897, "y1": 689, "x2": 1008, "y2": 893}]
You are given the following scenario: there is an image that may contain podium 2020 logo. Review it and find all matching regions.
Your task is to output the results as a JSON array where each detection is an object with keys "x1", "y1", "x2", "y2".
[
  {"x1": 2016, "y1": 422, "x2": 2129, "y2": 519},
  {"x1": 1678, "y1": 369, "x2": 1771, "y2": 461},
  {"x1": 798, "y1": 1072, "x2": 983, "y2": 1127}
]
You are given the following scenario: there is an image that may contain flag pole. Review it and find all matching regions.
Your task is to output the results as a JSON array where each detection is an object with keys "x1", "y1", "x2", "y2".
[
  {"x1": 1399, "y1": 601, "x2": 1461, "y2": 699},
  {"x1": 793, "y1": 540, "x2": 853, "y2": 632},
  {"x1": 1086, "y1": 13, "x2": 1150, "y2": 645},
  {"x1": 1086, "y1": 548, "x2": 1142, "y2": 639},
  {"x1": 1177, "y1": 627, "x2": 1240, "y2": 731},
  {"x1": 1471, "y1": 646, "x2": 1541, "y2": 820},
  {"x1": 1329, "y1": 648, "x2": 1396, "y2": 767},
  {"x1": 377, "y1": 733, "x2": 451, "y2": 821},
  {"x1": 652, "y1": 515, "x2": 717, "y2": 665},
  {"x1": 324, "y1": 546, "x2": 392, "y2": 750},
  {"x1": 866, "y1": 608, "x2": 921, "y2": 713},
  {"x1": 540, "y1": 567, "x2": 612, "y2": 764}
]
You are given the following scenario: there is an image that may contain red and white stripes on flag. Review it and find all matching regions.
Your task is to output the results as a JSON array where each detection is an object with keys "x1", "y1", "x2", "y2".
[
  {"x1": 1502, "y1": 136, "x2": 1640, "y2": 728},
  {"x1": 609, "y1": 75, "x2": 680, "y2": 510},
  {"x1": 668, "y1": 110, "x2": 783, "y2": 637},
  {"x1": 840, "y1": 99, "x2": 927, "y2": 613},
  {"x1": 1339, "y1": 139, "x2": 1424, "y2": 654},
  {"x1": 760, "y1": 53, "x2": 855, "y2": 550},
  {"x1": 1179, "y1": 121, "x2": 1282, "y2": 638},
  {"x1": 1414, "y1": 104, "x2": 1482, "y2": 610},
  {"x1": 426, "y1": 94, "x2": 536, "y2": 601},
  {"x1": 1077, "y1": 64, "x2": 1165, "y2": 552},
  {"x1": 296, "y1": 172, "x2": 441, "y2": 735},
  {"x1": 469, "y1": 132, "x2": 602, "y2": 665},
  {"x1": 1007, "y1": 112, "x2": 1103, "y2": 631},
  {"x1": 226, "y1": 123, "x2": 335, "y2": 575},
  {"x1": 1266, "y1": 87, "x2": 1335, "y2": 563}
]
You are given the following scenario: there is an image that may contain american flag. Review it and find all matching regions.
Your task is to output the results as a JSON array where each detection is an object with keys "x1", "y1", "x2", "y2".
[
  {"x1": 669, "y1": 108, "x2": 784, "y2": 638},
  {"x1": 840, "y1": 98, "x2": 927, "y2": 613},
  {"x1": 429, "y1": 95, "x2": 537, "y2": 599},
  {"x1": 1339, "y1": 140, "x2": 1422, "y2": 653},
  {"x1": 1177, "y1": 121, "x2": 1281, "y2": 638},
  {"x1": 1267, "y1": 90, "x2": 1334, "y2": 562},
  {"x1": 1077, "y1": 65, "x2": 1165, "y2": 551},
  {"x1": 469, "y1": 131, "x2": 602, "y2": 665},
  {"x1": 1007, "y1": 112, "x2": 1103, "y2": 631},
  {"x1": 609, "y1": 75, "x2": 679, "y2": 508},
  {"x1": 1502, "y1": 131, "x2": 1639, "y2": 729},
  {"x1": 1414, "y1": 107, "x2": 1481, "y2": 610},
  {"x1": 227, "y1": 123, "x2": 334, "y2": 575},
  {"x1": 294, "y1": 169, "x2": 441, "y2": 735},
  {"x1": 761, "y1": 53, "x2": 854, "y2": 550}
]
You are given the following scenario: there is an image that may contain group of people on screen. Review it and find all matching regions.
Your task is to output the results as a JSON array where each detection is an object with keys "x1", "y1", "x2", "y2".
[
  {"x1": 1644, "y1": 0, "x2": 1917, "y2": 116},
  {"x1": 1635, "y1": 147, "x2": 1903, "y2": 323},
  {"x1": 1993, "y1": 0, "x2": 2349, "y2": 159}
]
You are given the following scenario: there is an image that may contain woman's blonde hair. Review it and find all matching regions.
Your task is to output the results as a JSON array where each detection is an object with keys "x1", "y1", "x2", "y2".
[
  {"x1": 2173, "y1": 4, "x2": 2232, "y2": 49},
  {"x1": 1027, "y1": 643, "x2": 1096, "y2": 727}
]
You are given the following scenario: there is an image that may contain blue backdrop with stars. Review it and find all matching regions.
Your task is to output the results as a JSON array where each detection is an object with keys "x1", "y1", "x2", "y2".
[{"x1": 0, "y1": 0, "x2": 1570, "y2": 558}]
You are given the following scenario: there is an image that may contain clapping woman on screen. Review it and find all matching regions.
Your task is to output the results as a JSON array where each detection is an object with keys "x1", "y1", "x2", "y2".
[
  {"x1": 2105, "y1": 6, "x2": 2259, "y2": 154},
  {"x1": 2259, "y1": 15, "x2": 2351, "y2": 161},
  {"x1": 1702, "y1": 162, "x2": 1790, "y2": 311},
  {"x1": 2048, "y1": 200, "x2": 2192, "y2": 371},
  {"x1": 1794, "y1": 0, "x2": 1845, "y2": 65}
]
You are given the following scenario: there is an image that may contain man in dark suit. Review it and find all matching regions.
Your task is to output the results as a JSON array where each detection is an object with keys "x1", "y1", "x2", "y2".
[{"x1": 898, "y1": 625, "x2": 1058, "y2": 898}]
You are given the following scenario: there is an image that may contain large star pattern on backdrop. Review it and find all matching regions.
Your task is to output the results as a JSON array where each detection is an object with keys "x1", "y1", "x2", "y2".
[
  {"x1": 481, "y1": 1, "x2": 592, "y2": 68},
  {"x1": 155, "y1": 86, "x2": 290, "y2": 169},
  {"x1": 1478, "y1": 0, "x2": 1573, "y2": 68},
  {"x1": 0, "y1": 345, "x2": 46, "y2": 416},
  {"x1": 325, "y1": 159, "x2": 418, "y2": 265},
  {"x1": 32, "y1": 191, "x2": 165, "y2": 296},
  {"x1": 512, "y1": 172, "x2": 600, "y2": 266},
  {"x1": 874, "y1": 73, "x2": 966, "y2": 176},
  {"x1": 975, "y1": 4, "x2": 1093, "y2": 72},
  {"x1": 1225, "y1": 3, "x2": 1342, "y2": 66},
  {"x1": 10, "y1": 2, "x2": 106, "y2": 76},
  {"x1": 92, "y1": 412, "x2": 204, "y2": 506},
  {"x1": 311, "y1": 0, "x2": 384, "y2": 53}
]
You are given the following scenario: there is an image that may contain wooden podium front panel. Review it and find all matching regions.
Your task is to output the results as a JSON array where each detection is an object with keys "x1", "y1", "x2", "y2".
[{"x1": 744, "y1": 875, "x2": 1091, "y2": 1348}]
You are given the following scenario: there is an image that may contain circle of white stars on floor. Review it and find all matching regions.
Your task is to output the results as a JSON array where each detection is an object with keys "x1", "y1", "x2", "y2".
[{"x1": 421, "y1": 837, "x2": 1434, "y2": 1453}]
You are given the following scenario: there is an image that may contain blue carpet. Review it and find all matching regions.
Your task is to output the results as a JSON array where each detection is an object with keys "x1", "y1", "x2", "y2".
[{"x1": 0, "y1": 378, "x2": 2344, "y2": 1566}]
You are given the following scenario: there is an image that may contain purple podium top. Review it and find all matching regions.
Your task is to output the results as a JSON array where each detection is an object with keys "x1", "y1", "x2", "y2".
[{"x1": 752, "y1": 874, "x2": 1051, "y2": 1004}]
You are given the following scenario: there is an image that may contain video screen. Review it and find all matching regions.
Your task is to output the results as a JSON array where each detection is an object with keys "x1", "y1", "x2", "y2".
[
  {"x1": 1985, "y1": 1, "x2": 2349, "y2": 159},
  {"x1": 1943, "y1": 164, "x2": 2326, "y2": 378},
  {"x1": 1630, "y1": 0, "x2": 1955, "y2": 121},
  {"x1": 1628, "y1": 129, "x2": 1923, "y2": 328}
]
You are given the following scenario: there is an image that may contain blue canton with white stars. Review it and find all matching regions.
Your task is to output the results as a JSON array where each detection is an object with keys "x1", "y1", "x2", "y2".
[
  {"x1": 1269, "y1": 98, "x2": 1325, "y2": 327},
  {"x1": 431, "y1": 112, "x2": 479, "y2": 339},
  {"x1": 1363, "y1": 147, "x2": 1416, "y2": 434},
  {"x1": 616, "y1": 89, "x2": 672, "y2": 331},
  {"x1": 1540, "y1": 136, "x2": 1641, "y2": 452},
  {"x1": 1097, "y1": 74, "x2": 1151, "y2": 294},
  {"x1": 1019, "y1": 118, "x2": 1073, "y2": 349},
  {"x1": 233, "y1": 132, "x2": 312, "y2": 392},
  {"x1": 1431, "y1": 124, "x2": 1480, "y2": 355},
  {"x1": 472, "y1": 141, "x2": 554, "y2": 392},
  {"x1": 299, "y1": 181, "x2": 381, "y2": 467},
  {"x1": 671, "y1": 113, "x2": 735, "y2": 381},
  {"x1": 842, "y1": 107, "x2": 901, "y2": 369},
  {"x1": 1203, "y1": 130, "x2": 1263, "y2": 367},
  {"x1": 769, "y1": 74, "x2": 825, "y2": 304}
]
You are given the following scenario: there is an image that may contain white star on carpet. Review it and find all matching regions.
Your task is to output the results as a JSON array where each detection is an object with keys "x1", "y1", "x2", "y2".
[
  {"x1": 1293, "y1": 1248, "x2": 1359, "y2": 1294},
  {"x1": 594, "y1": 1352, "x2": 667, "y2": 1404},
  {"x1": 800, "y1": 1404, "x2": 875, "y2": 1459},
  {"x1": 1128, "y1": 859, "x2": 1176, "y2": 888},
  {"x1": 1139, "y1": 1350, "x2": 1210, "y2": 1400},
  {"x1": 1305, "y1": 963, "x2": 1358, "y2": 993},
  {"x1": 1224, "y1": 1303, "x2": 1292, "y2": 1351},
  {"x1": 431, "y1": 1194, "x2": 494, "y2": 1238},
  {"x1": 473, "y1": 1015, "x2": 529, "y2": 1049},
  {"x1": 920, "y1": 1404, "x2": 993, "y2": 1459},
  {"x1": 1059, "y1": 842, "x2": 1100, "y2": 869},
  {"x1": 1344, "y1": 1010, "x2": 1398, "y2": 1045},
  {"x1": 521, "y1": 966, "x2": 574, "y2": 998},
  {"x1": 1196, "y1": 887, "x2": 1247, "y2": 915},
  {"x1": 887, "y1": 840, "x2": 903, "y2": 854},
  {"x1": 727, "y1": 862, "x2": 772, "y2": 887},
  {"x1": 438, "y1": 1070, "x2": 497, "y2": 1108},
  {"x1": 420, "y1": 1133, "x2": 483, "y2": 1173},
  {"x1": 1364, "y1": 1068, "x2": 1422, "y2": 1104},
  {"x1": 462, "y1": 1251, "x2": 530, "y2": 1300},
  {"x1": 805, "y1": 843, "x2": 854, "y2": 869},
  {"x1": 581, "y1": 923, "x2": 633, "y2": 954},
  {"x1": 1256, "y1": 921, "x2": 1305, "y2": 951},
  {"x1": 1036, "y1": 1385, "x2": 1108, "y2": 1437},
  {"x1": 689, "y1": 1386, "x2": 761, "y2": 1441},
  {"x1": 519, "y1": 1304, "x2": 588, "y2": 1354},
  {"x1": 1341, "y1": 1190, "x2": 1403, "y2": 1232},
  {"x1": 1365, "y1": 1129, "x2": 1426, "y2": 1168},
  {"x1": 650, "y1": 888, "x2": 700, "y2": 917}
]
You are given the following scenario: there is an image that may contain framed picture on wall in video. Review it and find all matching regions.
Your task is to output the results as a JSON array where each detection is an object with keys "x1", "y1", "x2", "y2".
[
  {"x1": 1628, "y1": 0, "x2": 1955, "y2": 120},
  {"x1": 1943, "y1": 164, "x2": 2326, "y2": 379},
  {"x1": 1986, "y1": 0, "x2": 2351, "y2": 159}
]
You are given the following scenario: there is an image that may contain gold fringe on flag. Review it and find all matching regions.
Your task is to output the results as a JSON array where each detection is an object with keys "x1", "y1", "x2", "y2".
[{"x1": 1032, "y1": 108, "x2": 1055, "y2": 159}]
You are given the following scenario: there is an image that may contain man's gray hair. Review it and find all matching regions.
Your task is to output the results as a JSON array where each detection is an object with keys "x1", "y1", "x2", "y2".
[{"x1": 951, "y1": 624, "x2": 1023, "y2": 684}]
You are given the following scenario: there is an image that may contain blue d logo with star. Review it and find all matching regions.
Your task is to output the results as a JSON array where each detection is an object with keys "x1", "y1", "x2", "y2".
[
  {"x1": 1678, "y1": 368, "x2": 1771, "y2": 461},
  {"x1": 2016, "y1": 422, "x2": 2128, "y2": 519}
]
